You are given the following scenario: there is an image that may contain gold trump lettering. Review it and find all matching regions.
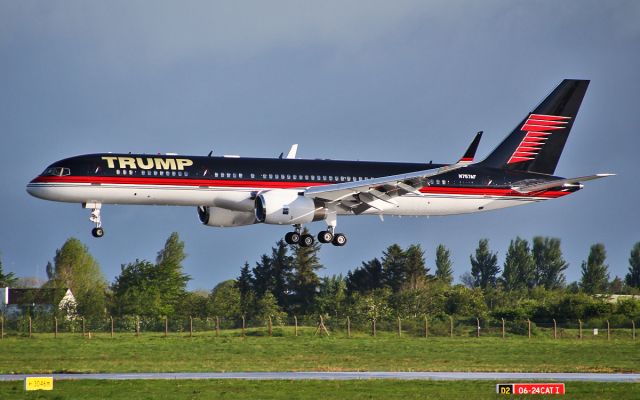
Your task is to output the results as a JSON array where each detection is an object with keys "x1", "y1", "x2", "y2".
[
  {"x1": 101, "y1": 156, "x2": 194, "y2": 170},
  {"x1": 25, "y1": 377, "x2": 54, "y2": 391}
]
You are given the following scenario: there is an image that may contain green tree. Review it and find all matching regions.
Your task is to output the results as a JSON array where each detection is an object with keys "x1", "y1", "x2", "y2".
[
  {"x1": 290, "y1": 227, "x2": 323, "y2": 315},
  {"x1": 46, "y1": 238, "x2": 107, "y2": 320},
  {"x1": 0, "y1": 253, "x2": 18, "y2": 287},
  {"x1": 208, "y1": 280, "x2": 241, "y2": 321},
  {"x1": 316, "y1": 275, "x2": 347, "y2": 317},
  {"x1": 269, "y1": 240, "x2": 294, "y2": 310},
  {"x1": 470, "y1": 239, "x2": 500, "y2": 290},
  {"x1": 155, "y1": 232, "x2": 191, "y2": 315},
  {"x1": 253, "y1": 291, "x2": 286, "y2": 325},
  {"x1": 580, "y1": 243, "x2": 609, "y2": 294},
  {"x1": 435, "y1": 244, "x2": 454, "y2": 285},
  {"x1": 532, "y1": 237, "x2": 568, "y2": 289},
  {"x1": 346, "y1": 258, "x2": 384, "y2": 294},
  {"x1": 252, "y1": 254, "x2": 274, "y2": 297},
  {"x1": 625, "y1": 242, "x2": 640, "y2": 289},
  {"x1": 382, "y1": 244, "x2": 407, "y2": 292},
  {"x1": 237, "y1": 262, "x2": 255, "y2": 315},
  {"x1": 111, "y1": 233, "x2": 190, "y2": 318},
  {"x1": 501, "y1": 237, "x2": 535, "y2": 291},
  {"x1": 111, "y1": 259, "x2": 163, "y2": 317},
  {"x1": 405, "y1": 244, "x2": 429, "y2": 289}
]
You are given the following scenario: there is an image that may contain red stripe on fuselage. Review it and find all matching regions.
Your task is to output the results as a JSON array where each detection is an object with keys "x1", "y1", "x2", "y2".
[{"x1": 32, "y1": 176, "x2": 571, "y2": 199}]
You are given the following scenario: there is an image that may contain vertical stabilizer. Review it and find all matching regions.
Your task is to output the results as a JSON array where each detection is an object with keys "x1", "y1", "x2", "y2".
[{"x1": 479, "y1": 79, "x2": 589, "y2": 175}]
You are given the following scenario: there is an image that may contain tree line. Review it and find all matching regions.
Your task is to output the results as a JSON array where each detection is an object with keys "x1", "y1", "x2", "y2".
[{"x1": 0, "y1": 234, "x2": 639, "y2": 326}]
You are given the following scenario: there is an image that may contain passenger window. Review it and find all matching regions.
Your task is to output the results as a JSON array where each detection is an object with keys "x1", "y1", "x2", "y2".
[
  {"x1": 233, "y1": 173, "x2": 237, "y2": 178},
  {"x1": 239, "y1": 173, "x2": 243, "y2": 178}
]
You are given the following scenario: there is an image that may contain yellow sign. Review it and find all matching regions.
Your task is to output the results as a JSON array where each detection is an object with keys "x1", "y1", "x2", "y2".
[{"x1": 25, "y1": 376, "x2": 53, "y2": 391}]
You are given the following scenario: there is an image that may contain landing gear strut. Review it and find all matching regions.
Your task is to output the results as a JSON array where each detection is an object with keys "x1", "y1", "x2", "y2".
[{"x1": 84, "y1": 202, "x2": 104, "y2": 238}]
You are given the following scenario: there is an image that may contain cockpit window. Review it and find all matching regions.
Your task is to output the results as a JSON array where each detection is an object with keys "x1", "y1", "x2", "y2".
[{"x1": 42, "y1": 167, "x2": 71, "y2": 176}]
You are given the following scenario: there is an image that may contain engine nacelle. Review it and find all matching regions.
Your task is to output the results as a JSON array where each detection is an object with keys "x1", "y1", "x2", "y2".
[
  {"x1": 255, "y1": 189, "x2": 327, "y2": 225},
  {"x1": 197, "y1": 206, "x2": 256, "y2": 227}
]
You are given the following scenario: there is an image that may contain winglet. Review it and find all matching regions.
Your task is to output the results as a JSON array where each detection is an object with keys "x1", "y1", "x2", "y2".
[
  {"x1": 458, "y1": 131, "x2": 483, "y2": 164},
  {"x1": 286, "y1": 144, "x2": 299, "y2": 159}
]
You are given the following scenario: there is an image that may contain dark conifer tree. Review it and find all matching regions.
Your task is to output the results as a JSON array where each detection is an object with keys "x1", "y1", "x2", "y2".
[
  {"x1": 470, "y1": 239, "x2": 500, "y2": 290},
  {"x1": 580, "y1": 243, "x2": 609, "y2": 294},
  {"x1": 532, "y1": 236, "x2": 568, "y2": 289},
  {"x1": 435, "y1": 244, "x2": 454, "y2": 285},
  {"x1": 625, "y1": 242, "x2": 640, "y2": 289}
]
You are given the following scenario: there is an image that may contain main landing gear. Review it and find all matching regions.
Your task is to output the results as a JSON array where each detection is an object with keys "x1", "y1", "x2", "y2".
[
  {"x1": 84, "y1": 202, "x2": 104, "y2": 238},
  {"x1": 284, "y1": 225, "x2": 347, "y2": 247}
]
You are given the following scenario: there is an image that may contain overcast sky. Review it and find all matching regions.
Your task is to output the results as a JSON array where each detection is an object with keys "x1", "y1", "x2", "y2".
[{"x1": 1, "y1": 1, "x2": 639, "y2": 290}]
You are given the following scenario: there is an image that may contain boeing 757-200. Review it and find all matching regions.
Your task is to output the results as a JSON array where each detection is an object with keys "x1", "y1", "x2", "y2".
[{"x1": 27, "y1": 79, "x2": 613, "y2": 247}]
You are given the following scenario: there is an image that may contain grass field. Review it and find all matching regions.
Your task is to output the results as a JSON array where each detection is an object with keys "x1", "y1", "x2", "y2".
[
  {"x1": 0, "y1": 379, "x2": 638, "y2": 400},
  {"x1": 0, "y1": 329, "x2": 637, "y2": 374}
]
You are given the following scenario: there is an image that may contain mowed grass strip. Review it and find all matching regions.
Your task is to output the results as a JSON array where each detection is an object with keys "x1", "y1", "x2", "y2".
[
  {"x1": 0, "y1": 379, "x2": 638, "y2": 400},
  {"x1": 0, "y1": 331, "x2": 637, "y2": 374}
]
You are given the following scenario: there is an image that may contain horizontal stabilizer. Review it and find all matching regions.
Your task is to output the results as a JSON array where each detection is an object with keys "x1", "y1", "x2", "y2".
[
  {"x1": 512, "y1": 173, "x2": 615, "y2": 194},
  {"x1": 458, "y1": 131, "x2": 483, "y2": 164}
]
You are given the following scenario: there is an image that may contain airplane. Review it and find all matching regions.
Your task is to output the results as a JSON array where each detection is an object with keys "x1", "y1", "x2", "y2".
[{"x1": 27, "y1": 79, "x2": 613, "y2": 247}]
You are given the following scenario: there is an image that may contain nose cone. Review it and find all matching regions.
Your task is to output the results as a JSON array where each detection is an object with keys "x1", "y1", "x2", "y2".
[{"x1": 26, "y1": 177, "x2": 45, "y2": 199}]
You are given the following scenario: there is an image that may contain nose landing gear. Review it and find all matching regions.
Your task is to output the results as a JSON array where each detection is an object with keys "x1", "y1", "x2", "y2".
[{"x1": 84, "y1": 202, "x2": 104, "y2": 238}]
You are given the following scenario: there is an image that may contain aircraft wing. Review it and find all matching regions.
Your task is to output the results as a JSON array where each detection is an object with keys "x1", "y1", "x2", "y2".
[
  {"x1": 304, "y1": 163, "x2": 465, "y2": 214},
  {"x1": 512, "y1": 173, "x2": 615, "y2": 194}
]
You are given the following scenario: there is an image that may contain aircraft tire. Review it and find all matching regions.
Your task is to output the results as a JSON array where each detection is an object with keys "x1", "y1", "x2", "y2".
[
  {"x1": 92, "y1": 227, "x2": 104, "y2": 238},
  {"x1": 332, "y1": 233, "x2": 347, "y2": 246},
  {"x1": 300, "y1": 234, "x2": 314, "y2": 247},
  {"x1": 318, "y1": 231, "x2": 334, "y2": 243},
  {"x1": 285, "y1": 232, "x2": 300, "y2": 245}
]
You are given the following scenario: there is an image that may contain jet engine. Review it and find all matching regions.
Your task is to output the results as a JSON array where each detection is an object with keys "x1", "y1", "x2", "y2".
[
  {"x1": 255, "y1": 189, "x2": 327, "y2": 225},
  {"x1": 197, "y1": 206, "x2": 256, "y2": 227}
]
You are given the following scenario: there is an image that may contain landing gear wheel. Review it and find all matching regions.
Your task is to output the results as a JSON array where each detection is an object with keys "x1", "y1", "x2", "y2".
[
  {"x1": 332, "y1": 233, "x2": 347, "y2": 247},
  {"x1": 285, "y1": 231, "x2": 301, "y2": 245},
  {"x1": 318, "y1": 231, "x2": 334, "y2": 244},
  {"x1": 91, "y1": 227, "x2": 104, "y2": 238},
  {"x1": 299, "y1": 234, "x2": 315, "y2": 247}
]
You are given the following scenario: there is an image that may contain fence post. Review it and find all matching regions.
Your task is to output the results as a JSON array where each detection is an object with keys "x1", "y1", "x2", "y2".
[
  {"x1": 347, "y1": 316, "x2": 351, "y2": 338},
  {"x1": 527, "y1": 319, "x2": 531, "y2": 339},
  {"x1": 54, "y1": 317, "x2": 58, "y2": 339},
  {"x1": 579, "y1": 319, "x2": 582, "y2": 340},
  {"x1": 268, "y1": 316, "x2": 273, "y2": 337},
  {"x1": 81, "y1": 317, "x2": 85, "y2": 338},
  {"x1": 216, "y1": 316, "x2": 220, "y2": 337},
  {"x1": 372, "y1": 318, "x2": 376, "y2": 337},
  {"x1": 189, "y1": 316, "x2": 193, "y2": 337},
  {"x1": 29, "y1": 316, "x2": 32, "y2": 338},
  {"x1": 607, "y1": 320, "x2": 610, "y2": 341},
  {"x1": 502, "y1": 318, "x2": 505, "y2": 339},
  {"x1": 632, "y1": 320, "x2": 636, "y2": 340},
  {"x1": 242, "y1": 315, "x2": 246, "y2": 338},
  {"x1": 110, "y1": 316, "x2": 114, "y2": 338},
  {"x1": 450, "y1": 316, "x2": 453, "y2": 338},
  {"x1": 476, "y1": 318, "x2": 480, "y2": 338},
  {"x1": 136, "y1": 316, "x2": 140, "y2": 337},
  {"x1": 294, "y1": 316, "x2": 298, "y2": 337},
  {"x1": 553, "y1": 319, "x2": 557, "y2": 340},
  {"x1": 1, "y1": 316, "x2": 3, "y2": 339},
  {"x1": 397, "y1": 317, "x2": 402, "y2": 337},
  {"x1": 164, "y1": 317, "x2": 168, "y2": 338},
  {"x1": 424, "y1": 316, "x2": 428, "y2": 338}
]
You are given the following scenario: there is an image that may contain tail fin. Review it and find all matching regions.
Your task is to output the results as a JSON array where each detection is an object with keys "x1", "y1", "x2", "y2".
[{"x1": 479, "y1": 79, "x2": 589, "y2": 175}]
